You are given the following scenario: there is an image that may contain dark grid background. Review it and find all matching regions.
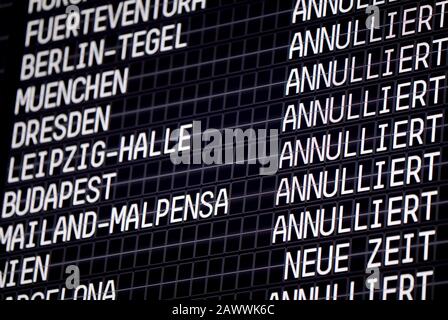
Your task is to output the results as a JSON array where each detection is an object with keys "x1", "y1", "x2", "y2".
[{"x1": 0, "y1": 0, "x2": 447, "y2": 300}]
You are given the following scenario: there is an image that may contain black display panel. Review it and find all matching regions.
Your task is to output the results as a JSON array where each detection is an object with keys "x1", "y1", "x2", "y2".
[{"x1": 0, "y1": 0, "x2": 447, "y2": 302}]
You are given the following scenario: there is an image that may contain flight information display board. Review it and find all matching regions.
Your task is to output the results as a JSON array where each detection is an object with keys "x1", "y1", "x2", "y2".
[{"x1": 0, "y1": 0, "x2": 447, "y2": 301}]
